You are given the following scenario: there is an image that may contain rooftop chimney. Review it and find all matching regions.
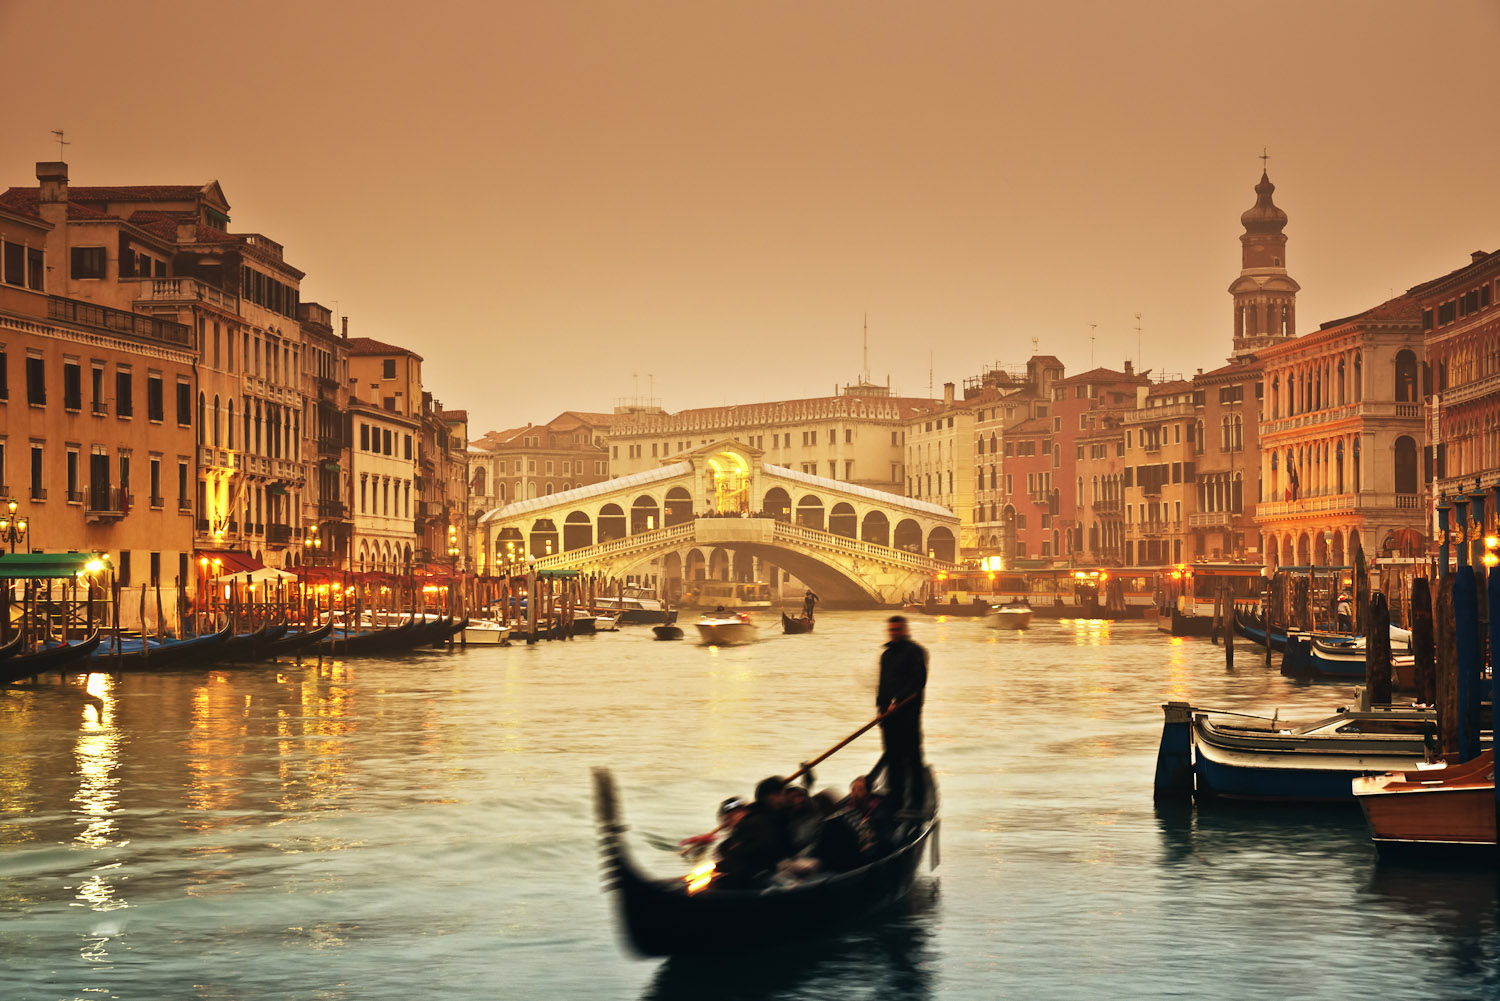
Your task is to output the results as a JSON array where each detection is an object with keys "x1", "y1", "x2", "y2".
[
  {"x1": 1474, "y1": 250, "x2": 1489, "y2": 263},
  {"x1": 36, "y1": 161, "x2": 68, "y2": 204},
  {"x1": 1124, "y1": 359, "x2": 1134, "y2": 377},
  {"x1": 341, "y1": 317, "x2": 349, "y2": 339},
  {"x1": 943, "y1": 382, "x2": 955, "y2": 406}
]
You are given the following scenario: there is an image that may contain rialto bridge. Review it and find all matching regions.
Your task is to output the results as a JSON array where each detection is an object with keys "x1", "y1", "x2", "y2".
[{"x1": 472, "y1": 440, "x2": 960, "y2": 605}]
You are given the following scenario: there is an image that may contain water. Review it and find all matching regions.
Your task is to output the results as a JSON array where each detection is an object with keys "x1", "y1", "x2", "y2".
[{"x1": 2, "y1": 613, "x2": 1496, "y2": 1000}]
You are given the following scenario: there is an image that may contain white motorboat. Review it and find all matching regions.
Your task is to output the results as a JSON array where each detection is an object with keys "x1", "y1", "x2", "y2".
[
  {"x1": 694, "y1": 613, "x2": 758, "y2": 646},
  {"x1": 462, "y1": 619, "x2": 512, "y2": 645},
  {"x1": 987, "y1": 605, "x2": 1033, "y2": 630},
  {"x1": 594, "y1": 586, "x2": 672, "y2": 624},
  {"x1": 593, "y1": 613, "x2": 620, "y2": 632}
]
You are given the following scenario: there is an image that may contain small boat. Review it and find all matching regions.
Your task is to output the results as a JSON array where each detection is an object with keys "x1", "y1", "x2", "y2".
[
  {"x1": 986, "y1": 604, "x2": 1033, "y2": 630},
  {"x1": 695, "y1": 613, "x2": 758, "y2": 646},
  {"x1": 1, "y1": 631, "x2": 103, "y2": 684},
  {"x1": 265, "y1": 620, "x2": 335, "y2": 659},
  {"x1": 592, "y1": 767, "x2": 938, "y2": 956},
  {"x1": 781, "y1": 612, "x2": 815, "y2": 634},
  {"x1": 652, "y1": 624, "x2": 684, "y2": 641},
  {"x1": 462, "y1": 620, "x2": 512, "y2": 645},
  {"x1": 593, "y1": 613, "x2": 620, "y2": 632},
  {"x1": 594, "y1": 586, "x2": 673, "y2": 625},
  {"x1": 1234, "y1": 609, "x2": 1287, "y2": 651},
  {"x1": 1354, "y1": 749, "x2": 1496, "y2": 861},
  {"x1": 0, "y1": 631, "x2": 24, "y2": 661},
  {"x1": 1307, "y1": 637, "x2": 1416, "y2": 687},
  {"x1": 86, "y1": 623, "x2": 234, "y2": 672},
  {"x1": 1171, "y1": 703, "x2": 1448, "y2": 802}
]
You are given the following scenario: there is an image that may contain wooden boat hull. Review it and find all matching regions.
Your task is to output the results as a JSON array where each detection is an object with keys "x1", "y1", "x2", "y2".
[
  {"x1": 986, "y1": 608, "x2": 1033, "y2": 630},
  {"x1": 593, "y1": 768, "x2": 937, "y2": 956},
  {"x1": 1, "y1": 631, "x2": 103, "y2": 683},
  {"x1": 1355, "y1": 751, "x2": 1497, "y2": 859},
  {"x1": 781, "y1": 612, "x2": 814, "y2": 634}
]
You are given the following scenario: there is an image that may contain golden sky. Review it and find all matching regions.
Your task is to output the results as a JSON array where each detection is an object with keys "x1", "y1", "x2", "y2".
[{"x1": 2, "y1": 0, "x2": 1497, "y2": 432}]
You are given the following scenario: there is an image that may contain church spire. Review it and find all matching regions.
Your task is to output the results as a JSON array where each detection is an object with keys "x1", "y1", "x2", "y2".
[{"x1": 1228, "y1": 163, "x2": 1299, "y2": 358}]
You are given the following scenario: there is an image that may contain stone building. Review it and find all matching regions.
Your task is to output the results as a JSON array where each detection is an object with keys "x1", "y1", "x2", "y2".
[
  {"x1": 1121, "y1": 380, "x2": 1198, "y2": 566},
  {"x1": 1411, "y1": 248, "x2": 1500, "y2": 507},
  {"x1": 469, "y1": 411, "x2": 613, "y2": 515},
  {"x1": 1189, "y1": 359, "x2": 1263, "y2": 562},
  {"x1": 298, "y1": 304, "x2": 352, "y2": 569},
  {"x1": 903, "y1": 383, "x2": 977, "y2": 551},
  {"x1": 1254, "y1": 295, "x2": 1427, "y2": 567}
]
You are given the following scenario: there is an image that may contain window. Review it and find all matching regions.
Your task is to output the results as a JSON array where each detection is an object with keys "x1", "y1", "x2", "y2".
[
  {"x1": 30, "y1": 443, "x2": 43, "y2": 499},
  {"x1": 176, "y1": 379, "x2": 191, "y2": 426},
  {"x1": 2, "y1": 241, "x2": 22, "y2": 285},
  {"x1": 116, "y1": 368, "x2": 133, "y2": 417},
  {"x1": 405, "y1": 435, "x2": 412, "y2": 459},
  {"x1": 382, "y1": 429, "x2": 392, "y2": 455},
  {"x1": 360, "y1": 423, "x2": 370, "y2": 450},
  {"x1": 149, "y1": 457, "x2": 162, "y2": 506},
  {"x1": 147, "y1": 373, "x2": 164, "y2": 422},
  {"x1": 890, "y1": 431, "x2": 898, "y2": 446},
  {"x1": 0, "y1": 347, "x2": 7, "y2": 400},
  {"x1": 26, "y1": 354, "x2": 44, "y2": 405},
  {"x1": 70, "y1": 246, "x2": 106, "y2": 279},
  {"x1": 63, "y1": 360, "x2": 81, "y2": 411},
  {"x1": 149, "y1": 552, "x2": 161, "y2": 587},
  {"x1": 118, "y1": 551, "x2": 131, "y2": 587},
  {"x1": 382, "y1": 359, "x2": 396, "y2": 379}
]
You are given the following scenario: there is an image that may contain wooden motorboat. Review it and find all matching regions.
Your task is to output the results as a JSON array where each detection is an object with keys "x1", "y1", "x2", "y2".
[
  {"x1": 1181, "y1": 705, "x2": 1448, "y2": 802},
  {"x1": 986, "y1": 605, "x2": 1033, "y2": 630},
  {"x1": 1, "y1": 631, "x2": 103, "y2": 684},
  {"x1": 781, "y1": 611, "x2": 815, "y2": 634},
  {"x1": 592, "y1": 767, "x2": 938, "y2": 956},
  {"x1": 594, "y1": 587, "x2": 673, "y2": 625},
  {"x1": 695, "y1": 613, "x2": 758, "y2": 646},
  {"x1": 1354, "y1": 750, "x2": 1496, "y2": 860},
  {"x1": 461, "y1": 619, "x2": 512, "y2": 645}
]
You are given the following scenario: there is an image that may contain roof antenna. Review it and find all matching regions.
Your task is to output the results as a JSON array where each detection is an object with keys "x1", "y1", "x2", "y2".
[
  {"x1": 928, "y1": 349, "x2": 934, "y2": 398},
  {"x1": 1089, "y1": 324, "x2": 1097, "y2": 367},
  {"x1": 1135, "y1": 313, "x2": 1143, "y2": 373},
  {"x1": 51, "y1": 129, "x2": 70, "y2": 160},
  {"x1": 862, "y1": 313, "x2": 870, "y2": 383},
  {"x1": 1031, "y1": 337, "x2": 1039, "y2": 356}
]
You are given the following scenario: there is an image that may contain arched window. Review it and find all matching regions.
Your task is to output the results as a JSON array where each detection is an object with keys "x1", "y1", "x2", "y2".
[
  {"x1": 213, "y1": 394, "x2": 221, "y2": 446},
  {"x1": 1393, "y1": 435, "x2": 1418, "y2": 494},
  {"x1": 1335, "y1": 439, "x2": 1345, "y2": 494},
  {"x1": 1354, "y1": 354, "x2": 1363, "y2": 401},
  {"x1": 1395, "y1": 349, "x2": 1418, "y2": 402},
  {"x1": 1338, "y1": 358, "x2": 1346, "y2": 405},
  {"x1": 196, "y1": 392, "x2": 205, "y2": 445},
  {"x1": 227, "y1": 400, "x2": 236, "y2": 449}
]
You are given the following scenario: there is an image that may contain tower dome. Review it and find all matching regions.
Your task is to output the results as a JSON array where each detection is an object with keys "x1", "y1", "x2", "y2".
[{"x1": 1240, "y1": 170, "x2": 1288, "y2": 234}]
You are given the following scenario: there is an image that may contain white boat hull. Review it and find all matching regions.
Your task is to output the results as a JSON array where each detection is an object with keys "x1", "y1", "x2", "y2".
[
  {"x1": 987, "y1": 608, "x2": 1033, "y2": 630},
  {"x1": 694, "y1": 619, "x2": 759, "y2": 646},
  {"x1": 462, "y1": 621, "x2": 511, "y2": 645}
]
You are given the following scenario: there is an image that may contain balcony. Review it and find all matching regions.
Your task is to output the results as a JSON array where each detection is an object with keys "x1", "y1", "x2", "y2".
[
  {"x1": 179, "y1": 497, "x2": 193, "y2": 513},
  {"x1": 1254, "y1": 492, "x2": 1423, "y2": 522},
  {"x1": 48, "y1": 296, "x2": 192, "y2": 348},
  {"x1": 84, "y1": 486, "x2": 129, "y2": 522},
  {"x1": 0, "y1": 484, "x2": 8, "y2": 500},
  {"x1": 268, "y1": 524, "x2": 292, "y2": 544},
  {"x1": 1188, "y1": 511, "x2": 1233, "y2": 529},
  {"x1": 66, "y1": 489, "x2": 84, "y2": 504},
  {"x1": 318, "y1": 437, "x2": 342, "y2": 457},
  {"x1": 30, "y1": 486, "x2": 47, "y2": 501},
  {"x1": 149, "y1": 495, "x2": 165, "y2": 509},
  {"x1": 1092, "y1": 498, "x2": 1123, "y2": 515},
  {"x1": 135, "y1": 277, "x2": 240, "y2": 314},
  {"x1": 318, "y1": 499, "x2": 348, "y2": 519},
  {"x1": 1443, "y1": 369, "x2": 1500, "y2": 408},
  {"x1": 1260, "y1": 400, "x2": 1422, "y2": 438},
  {"x1": 91, "y1": 401, "x2": 107, "y2": 416}
]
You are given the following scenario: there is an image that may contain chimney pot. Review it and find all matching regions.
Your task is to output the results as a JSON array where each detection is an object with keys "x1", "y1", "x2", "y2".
[
  {"x1": 341, "y1": 317, "x2": 349, "y2": 339},
  {"x1": 1473, "y1": 250, "x2": 1488, "y2": 263},
  {"x1": 1124, "y1": 360, "x2": 1134, "y2": 376}
]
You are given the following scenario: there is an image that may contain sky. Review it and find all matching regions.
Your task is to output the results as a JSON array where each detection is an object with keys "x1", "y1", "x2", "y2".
[{"x1": 2, "y1": 0, "x2": 1498, "y2": 434}]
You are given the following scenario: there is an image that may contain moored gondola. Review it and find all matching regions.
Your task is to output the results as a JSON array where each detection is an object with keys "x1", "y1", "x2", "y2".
[
  {"x1": 592, "y1": 767, "x2": 938, "y2": 956},
  {"x1": 0, "y1": 631, "x2": 24, "y2": 661},
  {"x1": 781, "y1": 611, "x2": 815, "y2": 634},
  {"x1": 87, "y1": 622, "x2": 233, "y2": 672},
  {"x1": 1, "y1": 630, "x2": 103, "y2": 684},
  {"x1": 264, "y1": 620, "x2": 334, "y2": 659}
]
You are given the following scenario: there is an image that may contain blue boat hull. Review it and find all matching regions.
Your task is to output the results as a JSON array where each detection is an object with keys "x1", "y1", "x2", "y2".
[{"x1": 1193, "y1": 751, "x2": 1369, "y2": 803}]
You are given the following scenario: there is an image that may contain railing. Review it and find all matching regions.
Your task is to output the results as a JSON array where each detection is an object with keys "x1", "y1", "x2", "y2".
[
  {"x1": 149, "y1": 494, "x2": 165, "y2": 508},
  {"x1": 92, "y1": 401, "x2": 107, "y2": 415},
  {"x1": 773, "y1": 520, "x2": 950, "y2": 571},
  {"x1": 1442, "y1": 369, "x2": 1500, "y2": 407},
  {"x1": 318, "y1": 437, "x2": 342, "y2": 457},
  {"x1": 66, "y1": 489, "x2": 85, "y2": 503},
  {"x1": 318, "y1": 499, "x2": 348, "y2": 518},
  {"x1": 1187, "y1": 511, "x2": 1232, "y2": 528},
  {"x1": 268, "y1": 524, "x2": 292, "y2": 544},
  {"x1": 85, "y1": 486, "x2": 129, "y2": 521},
  {"x1": 1254, "y1": 492, "x2": 1421, "y2": 520},
  {"x1": 1260, "y1": 400, "x2": 1422, "y2": 437},
  {"x1": 1092, "y1": 498, "x2": 1122, "y2": 515},
  {"x1": 136, "y1": 277, "x2": 240, "y2": 313},
  {"x1": 1395, "y1": 493, "x2": 1421, "y2": 510},
  {"x1": 1127, "y1": 401, "x2": 1196, "y2": 422},
  {"x1": 179, "y1": 497, "x2": 192, "y2": 513},
  {"x1": 31, "y1": 486, "x2": 47, "y2": 501},
  {"x1": 48, "y1": 296, "x2": 192, "y2": 348},
  {"x1": 530, "y1": 522, "x2": 698, "y2": 570}
]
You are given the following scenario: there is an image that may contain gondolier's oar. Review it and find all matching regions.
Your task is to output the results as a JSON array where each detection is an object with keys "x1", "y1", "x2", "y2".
[
  {"x1": 786, "y1": 692, "x2": 918, "y2": 784},
  {"x1": 640, "y1": 694, "x2": 922, "y2": 854}
]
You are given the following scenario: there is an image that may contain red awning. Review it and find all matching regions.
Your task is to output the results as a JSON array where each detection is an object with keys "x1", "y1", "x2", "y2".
[{"x1": 197, "y1": 550, "x2": 263, "y2": 576}]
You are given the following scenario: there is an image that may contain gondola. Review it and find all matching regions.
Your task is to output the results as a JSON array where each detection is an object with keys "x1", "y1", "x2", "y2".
[
  {"x1": 0, "y1": 631, "x2": 24, "y2": 661},
  {"x1": 264, "y1": 620, "x2": 334, "y2": 659},
  {"x1": 781, "y1": 611, "x2": 815, "y2": 634},
  {"x1": 592, "y1": 767, "x2": 939, "y2": 956},
  {"x1": 87, "y1": 622, "x2": 233, "y2": 672},
  {"x1": 428, "y1": 617, "x2": 468, "y2": 647},
  {"x1": 1, "y1": 630, "x2": 103, "y2": 684}
]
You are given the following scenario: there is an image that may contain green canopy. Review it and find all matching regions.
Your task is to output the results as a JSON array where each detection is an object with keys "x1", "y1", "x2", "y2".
[{"x1": 0, "y1": 551, "x2": 111, "y2": 579}]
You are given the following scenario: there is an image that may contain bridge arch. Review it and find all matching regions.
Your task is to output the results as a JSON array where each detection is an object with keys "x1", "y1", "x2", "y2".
[
  {"x1": 929, "y1": 525, "x2": 956, "y2": 562},
  {"x1": 764, "y1": 487, "x2": 791, "y2": 522},
  {"x1": 894, "y1": 518, "x2": 922, "y2": 553},
  {"x1": 861, "y1": 510, "x2": 890, "y2": 546},
  {"x1": 709, "y1": 548, "x2": 731, "y2": 581},
  {"x1": 796, "y1": 494, "x2": 825, "y2": 530},
  {"x1": 564, "y1": 510, "x2": 592, "y2": 551},
  {"x1": 664, "y1": 487, "x2": 694, "y2": 526},
  {"x1": 530, "y1": 518, "x2": 559, "y2": 558},
  {"x1": 631, "y1": 495, "x2": 660, "y2": 534},
  {"x1": 686, "y1": 547, "x2": 707, "y2": 581},
  {"x1": 829, "y1": 502, "x2": 857, "y2": 539},
  {"x1": 598, "y1": 503, "x2": 626, "y2": 542}
]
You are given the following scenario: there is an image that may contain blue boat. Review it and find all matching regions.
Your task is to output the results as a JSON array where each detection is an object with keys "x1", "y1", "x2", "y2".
[
  {"x1": 1155, "y1": 702, "x2": 1446, "y2": 803},
  {"x1": 1233, "y1": 609, "x2": 1287, "y2": 651}
]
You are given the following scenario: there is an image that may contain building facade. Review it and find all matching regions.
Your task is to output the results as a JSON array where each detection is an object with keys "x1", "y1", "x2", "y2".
[{"x1": 1121, "y1": 381, "x2": 1198, "y2": 566}]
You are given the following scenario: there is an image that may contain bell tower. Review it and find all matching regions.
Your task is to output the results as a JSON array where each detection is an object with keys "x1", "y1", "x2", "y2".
[{"x1": 1228, "y1": 166, "x2": 1300, "y2": 357}]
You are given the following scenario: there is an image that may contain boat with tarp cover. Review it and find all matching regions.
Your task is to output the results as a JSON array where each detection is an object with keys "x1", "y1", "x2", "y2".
[{"x1": 592, "y1": 767, "x2": 938, "y2": 956}]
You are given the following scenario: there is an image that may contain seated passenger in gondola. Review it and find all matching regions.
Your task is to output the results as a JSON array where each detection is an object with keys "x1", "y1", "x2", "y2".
[
  {"x1": 811, "y1": 775, "x2": 890, "y2": 872},
  {"x1": 714, "y1": 775, "x2": 793, "y2": 888},
  {"x1": 783, "y1": 784, "x2": 823, "y2": 853}
]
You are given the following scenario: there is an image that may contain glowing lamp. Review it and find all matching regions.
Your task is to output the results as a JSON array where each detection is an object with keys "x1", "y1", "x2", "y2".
[
  {"x1": 85, "y1": 558, "x2": 105, "y2": 573},
  {"x1": 1485, "y1": 553, "x2": 1499, "y2": 568},
  {"x1": 1486, "y1": 535, "x2": 1500, "y2": 550}
]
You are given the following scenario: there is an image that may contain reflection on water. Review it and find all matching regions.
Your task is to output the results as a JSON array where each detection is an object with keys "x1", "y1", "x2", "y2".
[{"x1": 0, "y1": 613, "x2": 1497, "y2": 1000}]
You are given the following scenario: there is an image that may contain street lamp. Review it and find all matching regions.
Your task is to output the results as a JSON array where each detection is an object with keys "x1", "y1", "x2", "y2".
[
  {"x1": 0, "y1": 499, "x2": 30, "y2": 553},
  {"x1": 446, "y1": 524, "x2": 460, "y2": 565},
  {"x1": 303, "y1": 523, "x2": 323, "y2": 565}
]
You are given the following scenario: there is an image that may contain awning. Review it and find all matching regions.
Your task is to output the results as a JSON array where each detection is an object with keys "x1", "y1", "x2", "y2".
[
  {"x1": 321, "y1": 461, "x2": 340, "y2": 472},
  {"x1": 0, "y1": 552, "x2": 110, "y2": 579},
  {"x1": 197, "y1": 550, "x2": 263, "y2": 575}
]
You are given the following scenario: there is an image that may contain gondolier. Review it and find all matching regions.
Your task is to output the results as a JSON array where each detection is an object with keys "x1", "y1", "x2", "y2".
[
  {"x1": 870, "y1": 615, "x2": 927, "y2": 813},
  {"x1": 802, "y1": 589, "x2": 819, "y2": 619}
]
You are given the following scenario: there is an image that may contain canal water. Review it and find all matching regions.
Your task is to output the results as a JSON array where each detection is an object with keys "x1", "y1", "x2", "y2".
[{"x1": 1, "y1": 613, "x2": 1496, "y2": 1000}]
